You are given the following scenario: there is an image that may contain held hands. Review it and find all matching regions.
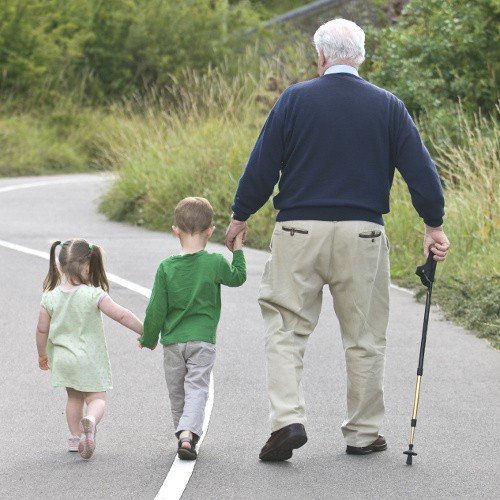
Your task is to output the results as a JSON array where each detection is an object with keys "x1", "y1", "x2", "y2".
[
  {"x1": 232, "y1": 227, "x2": 246, "y2": 251},
  {"x1": 225, "y1": 219, "x2": 248, "y2": 251},
  {"x1": 138, "y1": 338, "x2": 158, "y2": 350},
  {"x1": 424, "y1": 225, "x2": 450, "y2": 261},
  {"x1": 38, "y1": 355, "x2": 49, "y2": 370}
]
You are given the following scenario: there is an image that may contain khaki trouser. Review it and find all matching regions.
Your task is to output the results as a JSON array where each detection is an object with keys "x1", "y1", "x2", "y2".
[{"x1": 258, "y1": 220, "x2": 390, "y2": 447}]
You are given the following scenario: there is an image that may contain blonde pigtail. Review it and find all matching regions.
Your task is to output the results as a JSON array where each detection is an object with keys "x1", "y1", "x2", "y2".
[
  {"x1": 43, "y1": 241, "x2": 63, "y2": 291},
  {"x1": 88, "y1": 245, "x2": 109, "y2": 292}
]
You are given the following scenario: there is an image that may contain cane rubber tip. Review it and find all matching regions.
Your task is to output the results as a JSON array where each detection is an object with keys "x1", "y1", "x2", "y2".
[{"x1": 403, "y1": 447, "x2": 417, "y2": 465}]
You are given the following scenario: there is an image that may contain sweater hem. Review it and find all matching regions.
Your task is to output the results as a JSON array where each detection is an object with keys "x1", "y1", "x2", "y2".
[
  {"x1": 276, "y1": 207, "x2": 384, "y2": 225},
  {"x1": 161, "y1": 337, "x2": 216, "y2": 346}
]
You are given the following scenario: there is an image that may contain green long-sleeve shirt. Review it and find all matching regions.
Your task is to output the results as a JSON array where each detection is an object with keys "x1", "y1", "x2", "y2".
[{"x1": 140, "y1": 249, "x2": 246, "y2": 348}]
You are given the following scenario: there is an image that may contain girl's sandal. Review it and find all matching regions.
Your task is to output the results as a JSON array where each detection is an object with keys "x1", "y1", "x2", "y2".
[{"x1": 177, "y1": 437, "x2": 197, "y2": 460}]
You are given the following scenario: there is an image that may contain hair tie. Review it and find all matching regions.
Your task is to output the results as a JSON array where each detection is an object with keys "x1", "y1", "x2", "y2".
[
  {"x1": 59, "y1": 241, "x2": 65, "y2": 248},
  {"x1": 89, "y1": 243, "x2": 94, "y2": 250}
]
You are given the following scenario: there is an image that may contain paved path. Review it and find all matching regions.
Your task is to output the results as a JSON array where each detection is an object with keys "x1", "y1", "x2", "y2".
[{"x1": 1, "y1": 174, "x2": 498, "y2": 500}]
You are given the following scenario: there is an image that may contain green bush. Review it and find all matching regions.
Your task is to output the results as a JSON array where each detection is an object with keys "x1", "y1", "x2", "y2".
[
  {"x1": 386, "y1": 106, "x2": 499, "y2": 346},
  {"x1": 0, "y1": 102, "x2": 117, "y2": 176},
  {"x1": 364, "y1": 0, "x2": 499, "y2": 115},
  {"x1": 0, "y1": 0, "x2": 265, "y2": 107},
  {"x1": 0, "y1": 115, "x2": 84, "y2": 176}
]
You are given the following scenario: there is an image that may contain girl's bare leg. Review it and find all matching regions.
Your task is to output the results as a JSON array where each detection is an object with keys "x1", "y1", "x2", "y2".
[
  {"x1": 84, "y1": 392, "x2": 106, "y2": 425},
  {"x1": 66, "y1": 388, "x2": 85, "y2": 436},
  {"x1": 78, "y1": 392, "x2": 106, "y2": 459}
]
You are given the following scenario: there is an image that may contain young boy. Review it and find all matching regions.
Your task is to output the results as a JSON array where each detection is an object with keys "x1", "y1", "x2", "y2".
[{"x1": 140, "y1": 197, "x2": 246, "y2": 460}]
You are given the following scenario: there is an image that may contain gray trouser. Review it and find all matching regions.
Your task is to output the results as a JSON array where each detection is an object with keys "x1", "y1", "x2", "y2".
[
  {"x1": 258, "y1": 220, "x2": 390, "y2": 447},
  {"x1": 163, "y1": 341, "x2": 216, "y2": 438}
]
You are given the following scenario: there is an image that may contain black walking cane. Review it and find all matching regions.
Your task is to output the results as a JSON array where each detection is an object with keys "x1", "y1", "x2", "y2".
[{"x1": 404, "y1": 251, "x2": 438, "y2": 465}]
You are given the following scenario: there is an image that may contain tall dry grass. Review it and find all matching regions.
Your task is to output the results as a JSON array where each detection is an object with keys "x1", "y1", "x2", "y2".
[{"x1": 99, "y1": 43, "x2": 314, "y2": 246}]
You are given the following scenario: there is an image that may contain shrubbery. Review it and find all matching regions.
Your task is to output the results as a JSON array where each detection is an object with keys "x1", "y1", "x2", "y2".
[
  {"x1": 0, "y1": 0, "x2": 265, "y2": 106},
  {"x1": 364, "y1": 0, "x2": 499, "y2": 116}
]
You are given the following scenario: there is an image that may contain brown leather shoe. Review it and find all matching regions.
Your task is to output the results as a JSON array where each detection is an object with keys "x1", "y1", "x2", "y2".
[
  {"x1": 346, "y1": 435, "x2": 387, "y2": 455},
  {"x1": 259, "y1": 423, "x2": 308, "y2": 461}
]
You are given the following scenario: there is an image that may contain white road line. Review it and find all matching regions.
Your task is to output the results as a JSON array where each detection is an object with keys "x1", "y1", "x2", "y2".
[
  {"x1": 0, "y1": 177, "x2": 103, "y2": 193},
  {"x1": 0, "y1": 240, "x2": 50, "y2": 260},
  {"x1": 106, "y1": 273, "x2": 152, "y2": 299},
  {"x1": 154, "y1": 376, "x2": 214, "y2": 500},
  {"x1": 390, "y1": 283, "x2": 414, "y2": 295},
  {"x1": 0, "y1": 238, "x2": 211, "y2": 500}
]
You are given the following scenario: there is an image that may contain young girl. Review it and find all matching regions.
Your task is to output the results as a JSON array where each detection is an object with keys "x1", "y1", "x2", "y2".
[{"x1": 36, "y1": 239, "x2": 143, "y2": 459}]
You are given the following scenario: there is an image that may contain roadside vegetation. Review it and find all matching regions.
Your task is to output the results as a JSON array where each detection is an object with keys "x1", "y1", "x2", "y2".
[{"x1": 0, "y1": 0, "x2": 498, "y2": 348}]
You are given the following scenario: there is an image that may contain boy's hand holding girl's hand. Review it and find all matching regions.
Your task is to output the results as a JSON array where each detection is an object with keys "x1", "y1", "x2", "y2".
[
  {"x1": 138, "y1": 338, "x2": 158, "y2": 350},
  {"x1": 38, "y1": 355, "x2": 49, "y2": 370}
]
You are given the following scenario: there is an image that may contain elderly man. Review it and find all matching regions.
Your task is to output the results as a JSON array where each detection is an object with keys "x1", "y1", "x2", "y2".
[{"x1": 226, "y1": 18, "x2": 450, "y2": 461}]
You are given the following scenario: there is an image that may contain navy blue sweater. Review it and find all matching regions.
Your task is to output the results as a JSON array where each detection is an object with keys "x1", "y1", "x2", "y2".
[{"x1": 232, "y1": 73, "x2": 445, "y2": 227}]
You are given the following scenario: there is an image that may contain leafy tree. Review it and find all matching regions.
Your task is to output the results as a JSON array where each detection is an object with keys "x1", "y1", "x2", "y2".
[
  {"x1": 0, "y1": 0, "x2": 130, "y2": 100},
  {"x1": 0, "y1": 1, "x2": 49, "y2": 94},
  {"x1": 364, "y1": 0, "x2": 499, "y2": 115},
  {"x1": 229, "y1": 0, "x2": 305, "y2": 13},
  {"x1": 125, "y1": 0, "x2": 263, "y2": 88},
  {"x1": 80, "y1": 0, "x2": 136, "y2": 98},
  {"x1": 0, "y1": 0, "x2": 264, "y2": 105}
]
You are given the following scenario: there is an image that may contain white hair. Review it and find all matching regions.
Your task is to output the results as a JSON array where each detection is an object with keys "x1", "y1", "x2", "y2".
[{"x1": 313, "y1": 18, "x2": 365, "y2": 68}]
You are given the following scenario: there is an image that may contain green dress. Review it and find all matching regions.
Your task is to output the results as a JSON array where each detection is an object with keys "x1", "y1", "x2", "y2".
[{"x1": 41, "y1": 285, "x2": 112, "y2": 392}]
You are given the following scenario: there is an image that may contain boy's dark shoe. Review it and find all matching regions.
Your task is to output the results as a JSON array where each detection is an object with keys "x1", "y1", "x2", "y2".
[
  {"x1": 346, "y1": 435, "x2": 387, "y2": 455},
  {"x1": 259, "y1": 423, "x2": 308, "y2": 461}
]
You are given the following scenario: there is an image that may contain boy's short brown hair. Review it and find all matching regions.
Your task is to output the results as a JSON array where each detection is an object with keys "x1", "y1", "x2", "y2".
[{"x1": 174, "y1": 197, "x2": 214, "y2": 234}]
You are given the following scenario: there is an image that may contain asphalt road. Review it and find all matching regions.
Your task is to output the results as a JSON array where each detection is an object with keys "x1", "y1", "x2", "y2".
[{"x1": 1, "y1": 173, "x2": 498, "y2": 500}]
